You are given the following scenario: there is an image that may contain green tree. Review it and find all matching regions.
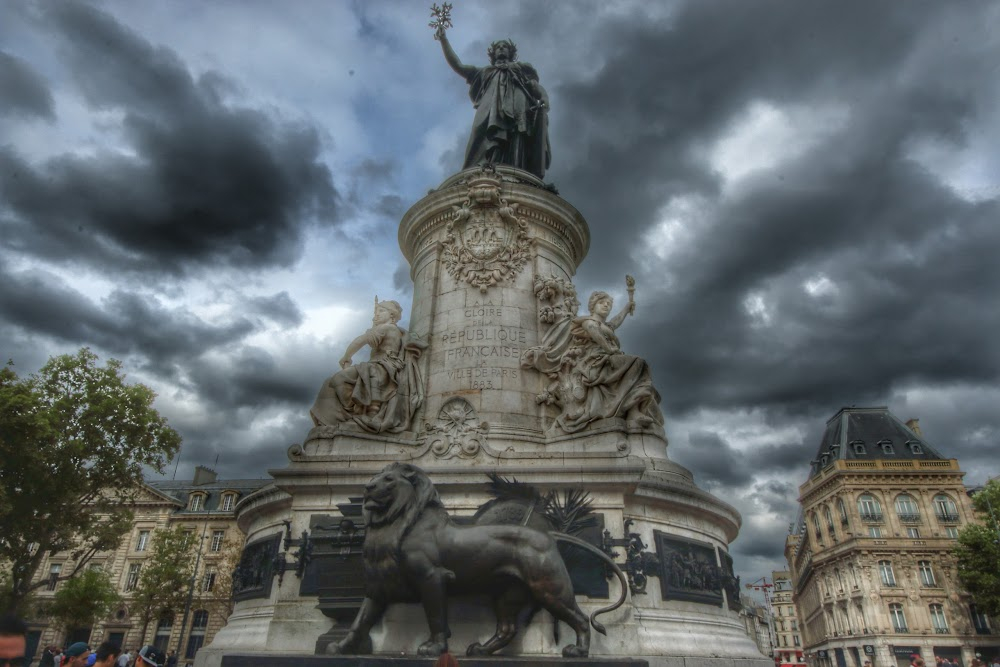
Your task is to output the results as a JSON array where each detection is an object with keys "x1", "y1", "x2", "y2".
[
  {"x1": 0, "y1": 349, "x2": 181, "y2": 611},
  {"x1": 130, "y1": 526, "x2": 197, "y2": 641},
  {"x1": 45, "y1": 567, "x2": 122, "y2": 634},
  {"x1": 955, "y1": 478, "x2": 1000, "y2": 616}
]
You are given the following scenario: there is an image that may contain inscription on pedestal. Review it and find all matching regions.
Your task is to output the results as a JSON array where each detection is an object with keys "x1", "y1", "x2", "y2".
[{"x1": 440, "y1": 304, "x2": 525, "y2": 390}]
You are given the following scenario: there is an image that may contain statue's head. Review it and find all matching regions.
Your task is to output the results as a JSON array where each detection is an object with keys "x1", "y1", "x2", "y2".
[
  {"x1": 374, "y1": 299, "x2": 403, "y2": 324},
  {"x1": 487, "y1": 39, "x2": 518, "y2": 64},
  {"x1": 588, "y1": 291, "x2": 612, "y2": 316}
]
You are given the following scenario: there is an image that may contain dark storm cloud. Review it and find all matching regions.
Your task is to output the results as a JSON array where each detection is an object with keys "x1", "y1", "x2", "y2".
[
  {"x1": 677, "y1": 429, "x2": 811, "y2": 490},
  {"x1": 0, "y1": 50, "x2": 55, "y2": 120},
  {"x1": 248, "y1": 292, "x2": 303, "y2": 328},
  {"x1": 532, "y1": 0, "x2": 1000, "y2": 428},
  {"x1": 0, "y1": 1, "x2": 339, "y2": 276},
  {"x1": 0, "y1": 266, "x2": 274, "y2": 373}
]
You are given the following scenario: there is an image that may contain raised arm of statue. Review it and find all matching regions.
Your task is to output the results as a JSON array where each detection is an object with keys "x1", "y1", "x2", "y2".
[
  {"x1": 438, "y1": 29, "x2": 477, "y2": 79},
  {"x1": 606, "y1": 301, "x2": 633, "y2": 331},
  {"x1": 339, "y1": 331, "x2": 373, "y2": 368}
]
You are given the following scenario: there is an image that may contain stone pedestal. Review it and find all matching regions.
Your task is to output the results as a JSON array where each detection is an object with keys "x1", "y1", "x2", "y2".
[{"x1": 194, "y1": 167, "x2": 770, "y2": 667}]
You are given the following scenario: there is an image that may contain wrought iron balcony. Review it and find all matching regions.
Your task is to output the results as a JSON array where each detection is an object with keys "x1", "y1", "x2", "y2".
[
  {"x1": 935, "y1": 512, "x2": 960, "y2": 523},
  {"x1": 860, "y1": 512, "x2": 884, "y2": 523},
  {"x1": 893, "y1": 625, "x2": 909, "y2": 633},
  {"x1": 934, "y1": 627, "x2": 949, "y2": 634},
  {"x1": 897, "y1": 513, "x2": 922, "y2": 523}
]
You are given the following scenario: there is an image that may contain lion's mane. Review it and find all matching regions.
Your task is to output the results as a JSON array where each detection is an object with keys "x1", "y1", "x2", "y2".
[{"x1": 362, "y1": 463, "x2": 444, "y2": 598}]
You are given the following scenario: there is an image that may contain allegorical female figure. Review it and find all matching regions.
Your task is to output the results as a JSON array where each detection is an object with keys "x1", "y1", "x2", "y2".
[
  {"x1": 311, "y1": 299, "x2": 427, "y2": 434},
  {"x1": 437, "y1": 26, "x2": 551, "y2": 180},
  {"x1": 523, "y1": 288, "x2": 663, "y2": 433}
]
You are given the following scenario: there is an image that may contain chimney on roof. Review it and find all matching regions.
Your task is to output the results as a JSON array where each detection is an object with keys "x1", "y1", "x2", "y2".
[
  {"x1": 193, "y1": 465, "x2": 218, "y2": 486},
  {"x1": 905, "y1": 418, "x2": 922, "y2": 436}
]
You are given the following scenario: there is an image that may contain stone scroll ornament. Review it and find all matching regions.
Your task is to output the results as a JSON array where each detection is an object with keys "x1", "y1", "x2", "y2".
[
  {"x1": 440, "y1": 167, "x2": 533, "y2": 293},
  {"x1": 521, "y1": 274, "x2": 664, "y2": 433},
  {"x1": 310, "y1": 298, "x2": 428, "y2": 434},
  {"x1": 426, "y1": 397, "x2": 494, "y2": 459}
]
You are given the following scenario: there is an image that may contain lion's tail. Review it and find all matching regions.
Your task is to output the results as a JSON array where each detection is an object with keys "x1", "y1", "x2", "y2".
[{"x1": 551, "y1": 531, "x2": 628, "y2": 636}]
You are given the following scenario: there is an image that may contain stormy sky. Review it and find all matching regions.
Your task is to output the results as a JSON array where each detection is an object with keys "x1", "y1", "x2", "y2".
[{"x1": 3, "y1": 0, "x2": 999, "y2": 589}]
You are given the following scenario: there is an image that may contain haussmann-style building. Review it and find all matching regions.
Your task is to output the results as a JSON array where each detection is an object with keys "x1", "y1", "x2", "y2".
[
  {"x1": 785, "y1": 407, "x2": 999, "y2": 667},
  {"x1": 23, "y1": 466, "x2": 269, "y2": 664}
]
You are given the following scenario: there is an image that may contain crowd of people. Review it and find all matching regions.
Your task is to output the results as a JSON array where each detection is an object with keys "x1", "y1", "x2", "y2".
[{"x1": 1, "y1": 614, "x2": 181, "y2": 667}]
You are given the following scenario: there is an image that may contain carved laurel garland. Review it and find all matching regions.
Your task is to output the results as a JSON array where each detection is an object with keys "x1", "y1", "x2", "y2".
[{"x1": 440, "y1": 169, "x2": 533, "y2": 293}]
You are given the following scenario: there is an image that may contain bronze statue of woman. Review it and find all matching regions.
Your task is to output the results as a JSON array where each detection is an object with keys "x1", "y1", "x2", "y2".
[{"x1": 436, "y1": 24, "x2": 551, "y2": 179}]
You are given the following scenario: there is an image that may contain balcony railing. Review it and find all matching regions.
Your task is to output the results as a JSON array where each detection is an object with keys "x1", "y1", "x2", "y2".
[
  {"x1": 933, "y1": 627, "x2": 949, "y2": 634},
  {"x1": 860, "y1": 512, "x2": 884, "y2": 523},
  {"x1": 893, "y1": 626, "x2": 909, "y2": 633},
  {"x1": 936, "y1": 513, "x2": 960, "y2": 523},
  {"x1": 898, "y1": 513, "x2": 922, "y2": 523}
]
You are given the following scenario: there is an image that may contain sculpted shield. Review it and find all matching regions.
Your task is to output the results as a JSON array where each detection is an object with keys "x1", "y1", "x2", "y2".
[{"x1": 441, "y1": 169, "x2": 533, "y2": 293}]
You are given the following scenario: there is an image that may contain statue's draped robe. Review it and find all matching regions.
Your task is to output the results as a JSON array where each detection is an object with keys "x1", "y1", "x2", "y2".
[
  {"x1": 463, "y1": 62, "x2": 550, "y2": 179},
  {"x1": 311, "y1": 327, "x2": 427, "y2": 434},
  {"x1": 522, "y1": 314, "x2": 663, "y2": 433}
]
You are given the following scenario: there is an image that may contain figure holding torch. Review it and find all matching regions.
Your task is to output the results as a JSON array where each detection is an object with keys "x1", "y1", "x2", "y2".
[{"x1": 626, "y1": 274, "x2": 636, "y2": 315}]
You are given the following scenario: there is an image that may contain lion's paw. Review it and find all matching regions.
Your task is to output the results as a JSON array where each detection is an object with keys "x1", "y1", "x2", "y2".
[
  {"x1": 417, "y1": 640, "x2": 448, "y2": 656},
  {"x1": 466, "y1": 642, "x2": 490, "y2": 656},
  {"x1": 562, "y1": 645, "x2": 589, "y2": 658}
]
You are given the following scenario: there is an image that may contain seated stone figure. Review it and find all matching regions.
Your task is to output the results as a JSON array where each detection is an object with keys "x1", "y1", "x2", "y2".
[
  {"x1": 311, "y1": 299, "x2": 427, "y2": 434},
  {"x1": 523, "y1": 289, "x2": 663, "y2": 433}
]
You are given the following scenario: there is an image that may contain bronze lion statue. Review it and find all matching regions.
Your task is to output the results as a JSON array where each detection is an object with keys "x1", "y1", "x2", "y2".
[{"x1": 330, "y1": 462, "x2": 627, "y2": 657}]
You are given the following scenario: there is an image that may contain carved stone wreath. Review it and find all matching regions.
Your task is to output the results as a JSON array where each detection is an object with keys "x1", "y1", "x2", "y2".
[{"x1": 441, "y1": 168, "x2": 533, "y2": 293}]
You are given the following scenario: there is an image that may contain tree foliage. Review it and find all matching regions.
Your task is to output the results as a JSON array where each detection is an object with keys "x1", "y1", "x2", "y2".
[
  {"x1": 955, "y1": 479, "x2": 1000, "y2": 616},
  {"x1": 45, "y1": 568, "x2": 122, "y2": 632},
  {"x1": 203, "y1": 536, "x2": 244, "y2": 624},
  {"x1": 130, "y1": 526, "x2": 197, "y2": 641},
  {"x1": 0, "y1": 349, "x2": 181, "y2": 611}
]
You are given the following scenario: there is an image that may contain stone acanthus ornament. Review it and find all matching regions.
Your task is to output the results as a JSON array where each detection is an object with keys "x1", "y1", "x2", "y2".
[
  {"x1": 440, "y1": 168, "x2": 533, "y2": 293},
  {"x1": 426, "y1": 397, "x2": 491, "y2": 459},
  {"x1": 521, "y1": 274, "x2": 664, "y2": 433}
]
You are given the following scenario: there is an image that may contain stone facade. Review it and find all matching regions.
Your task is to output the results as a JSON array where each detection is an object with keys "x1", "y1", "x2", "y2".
[
  {"x1": 785, "y1": 408, "x2": 1000, "y2": 667},
  {"x1": 23, "y1": 466, "x2": 268, "y2": 664},
  {"x1": 773, "y1": 570, "x2": 806, "y2": 667}
]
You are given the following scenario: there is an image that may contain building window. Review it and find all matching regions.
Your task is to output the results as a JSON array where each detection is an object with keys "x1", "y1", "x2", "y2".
[
  {"x1": 202, "y1": 570, "x2": 216, "y2": 592},
  {"x1": 929, "y1": 604, "x2": 948, "y2": 633},
  {"x1": 933, "y1": 495, "x2": 959, "y2": 522},
  {"x1": 837, "y1": 498, "x2": 849, "y2": 526},
  {"x1": 895, "y1": 494, "x2": 921, "y2": 522},
  {"x1": 858, "y1": 494, "x2": 883, "y2": 522},
  {"x1": 825, "y1": 507, "x2": 836, "y2": 533},
  {"x1": 136, "y1": 530, "x2": 150, "y2": 552},
  {"x1": 185, "y1": 610, "x2": 209, "y2": 659},
  {"x1": 47, "y1": 563, "x2": 62, "y2": 591},
  {"x1": 945, "y1": 526, "x2": 959, "y2": 538},
  {"x1": 793, "y1": 635, "x2": 800, "y2": 647},
  {"x1": 889, "y1": 603, "x2": 908, "y2": 632},
  {"x1": 878, "y1": 560, "x2": 896, "y2": 587},
  {"x1": 189, "y1": 494, "x2": 205, "y2": 512},
  {"x1": 868, "y1": 525, "x2": 882, "y2": 538},
  {"x1": 906, "y1": 527, "x2": 920, "y2": 538},
  {"x1": 879, "y1": 439, "x2": 894, "y2": 455},
  {"x1": 221, "y1": 493, "x2": 236, "y2": 512},
  {"x1": 210, "y1": 530, "x2": 225, "y2": 552},
  {"x1": 970, "y1": 604, "x2": 991, "y2": 634},
  {"x1": 907, "y1": 440, "x2": 923, "y2": 454},
  {"x1": 812, "y1": 513, "x2": 824, "y2": 544},
  {"x1": 851, "y1": 439, "x2": 866, "y2": 455},
  {"x1": 125, "y1": 563, "x2": 141, "y2": 592},
  {"x1": 918, "y1": 561, "x2": 936, "y2": 586},
  {"x1": 154, "y1": 615, "x2": 172, "y2": 652}
]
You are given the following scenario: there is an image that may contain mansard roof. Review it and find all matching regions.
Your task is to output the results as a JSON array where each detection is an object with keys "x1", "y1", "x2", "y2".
[
  {"x1": 807, "y1": 406, "x2": 945, "y2": 479},
  {"x1": 147, "y1": 477, "x2": 270, "y2": 513}
]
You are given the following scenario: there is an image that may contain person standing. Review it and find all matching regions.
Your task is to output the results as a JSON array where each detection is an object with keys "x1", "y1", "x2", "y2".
[
  {"x1": 0, "y1": 615, "x2": 27, "y2": 667},
  {"x1": 62, "y1": 643, "x2": 91, "y2": 667},
  {"x1": 40, "y1": 645, "x2": 57, "y2": 667},
  {"x1": 134, "y1": 646, "x2": 164, "y2": 667},
  {"x1": 115, "y1": 648, "x2": 131, "y2": 667},
  {"x1": 164, "y1": 650, "x2": 177, "y2": 667}
]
